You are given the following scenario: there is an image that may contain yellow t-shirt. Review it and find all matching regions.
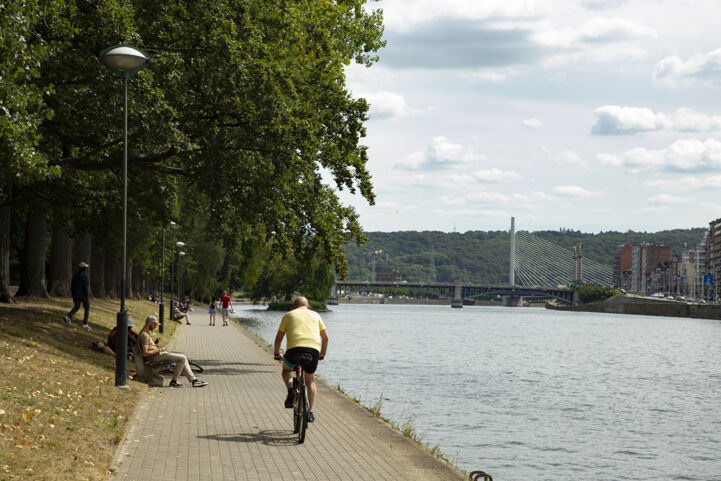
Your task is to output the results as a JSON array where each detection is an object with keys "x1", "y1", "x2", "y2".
[
  {"x1": 279, "y1": 307, "x2": 326, "y2": 351},
  {"x1": 138, "y1": 331, "x2": 157, "y2": 353}
]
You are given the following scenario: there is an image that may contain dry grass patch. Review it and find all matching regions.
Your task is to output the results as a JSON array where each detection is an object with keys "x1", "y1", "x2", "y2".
[{"x1": 0, "y1": 297, "x2": 177, "y2": 481}]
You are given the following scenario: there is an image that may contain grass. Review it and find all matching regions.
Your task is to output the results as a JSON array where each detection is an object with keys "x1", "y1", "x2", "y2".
[
  {"x1": 332, "y1": 384, "x2": 459, "y2": 468},
  {"x1": 0, "y1": 296, "x2": 177, "y2": 481}
]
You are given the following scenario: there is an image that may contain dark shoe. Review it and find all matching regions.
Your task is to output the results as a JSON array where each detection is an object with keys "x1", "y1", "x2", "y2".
[
  {"x1": 308, "y1": 412, "x2": 315, "y2": 423},
  {"x1": 284, "y1": 388, "x2": 295, "y2": 408},
  {"x1": 64, "y1": 316, "x2": 71, "y2": 325},
  {"x1": 169, "y1": 379, "x2": 183, "y2": 388},
  {"x1": 191, "y1": 379, "x2": 208, "y2": 388}
]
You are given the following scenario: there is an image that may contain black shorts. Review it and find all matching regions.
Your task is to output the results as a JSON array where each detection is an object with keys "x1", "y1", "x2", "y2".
[{"x1": 283, "y1": 347, "x2": 320, "y2": 374}]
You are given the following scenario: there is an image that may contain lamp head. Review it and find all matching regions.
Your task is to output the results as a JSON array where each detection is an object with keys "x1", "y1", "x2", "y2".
[{"x1": 100, "y1": 44, "x2": 150, "y2": 78}]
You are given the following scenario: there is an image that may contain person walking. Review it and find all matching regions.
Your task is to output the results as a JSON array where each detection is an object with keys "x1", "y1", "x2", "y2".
[
  {"x1": 220, "y1": 290, "x2": 233, "y2": 326},
  {"x1": 273, "y1": 296, "x2": 328, "y2": 423},
  {"x1": 208, "y1": 296, "x2": 217, "y2": 326},
  {"x1": 64, "y1": 261, "x2": 91, "y2": 329}
]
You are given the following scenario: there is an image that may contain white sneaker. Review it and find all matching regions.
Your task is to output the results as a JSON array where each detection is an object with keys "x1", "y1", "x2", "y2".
[
  {"x1": 64, "y1": 316, "x2": 71, "y2": 325},
  {"x1": 82, "y1": 324, "x2": 91, "y2": 330}
]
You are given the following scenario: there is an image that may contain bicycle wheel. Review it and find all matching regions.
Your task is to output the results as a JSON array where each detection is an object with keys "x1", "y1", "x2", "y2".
[
  {"x1": 298, "y1": 384, "x2": 308, "y2": 444},
  {"x1": 189, "y1": 361, "x2": 203, "y2": 373},
  {"x1": 293, "y1": 378, "x2": 301, "y2": 434}
]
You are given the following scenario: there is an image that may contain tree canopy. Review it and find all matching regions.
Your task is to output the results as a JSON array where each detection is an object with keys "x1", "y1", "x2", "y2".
[{"x1": 1, "y1": 0, "x2": 385, "y2": 302}]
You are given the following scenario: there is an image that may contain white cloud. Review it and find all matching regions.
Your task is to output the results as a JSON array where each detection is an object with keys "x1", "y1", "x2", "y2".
[
  {"x1": 554, "y1": 150, "x2": 590, "y2": 169},
  {"x1": 598, "y1": 138, "x2": 721, "y2": 172},
  {"x1": 645, "y1": 175, "x2": 721, "y2": 189},
  {"x1": 592, "y1": 106, "x2": 721, "y2": 135},
  {"x1": 522, "y1": 118, "x2": 543, "y2": 128},
  {"x1": 393, "y1": 136, "x2": 486, "y2": 170},
  {"x1": 533, "y1": 17, "x2": 655, "y2": 48},
  {"x1": 553, "y1": 185, "x2": 604, "y2": 197},
  {"x1": 579, "y1": 0, "x2": 628, "y2": 10},
  {"x1": 460, "y1": 67, "x2": 519, "y2": 82},
  {"x1": 591, "y1": 105, "x2": 670, "y2": 135},
  {"x1": 363, "y1": 91, "x2": 420, "y2": 120},
  {"x1": 653, "y1": 47, "x2": 721, "y2": 88},
  {"x1": 472, "y1": 168, "x2": 522, "y2": 182},
  {"x1": 647, "y1": 194, "x2": 689, "y2": 205}
]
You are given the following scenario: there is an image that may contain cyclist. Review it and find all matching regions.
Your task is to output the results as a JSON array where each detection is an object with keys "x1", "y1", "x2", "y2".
[{"x1": 273, "y1": 296, "x2": 328, "y2": 422}]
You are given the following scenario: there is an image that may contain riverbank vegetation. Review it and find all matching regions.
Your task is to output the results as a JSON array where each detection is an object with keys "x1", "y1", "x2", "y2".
[{"x1": 0, "y1": 297, "x2": 171, "y2": 480}]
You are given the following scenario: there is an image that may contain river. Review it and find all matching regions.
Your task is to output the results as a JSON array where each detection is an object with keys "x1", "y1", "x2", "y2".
[{"x1": 232, "y1": 303, "x2": 721, "y2": 481}]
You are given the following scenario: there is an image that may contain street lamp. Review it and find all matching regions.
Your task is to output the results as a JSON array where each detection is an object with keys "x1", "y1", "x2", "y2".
[
  {"x1": 178, "y1": 251, "x2": 186, "y2": 300},
  {"x1": 165, "y1": 221, "x2": 178, "y2": 332},
  {"x1": 175, "y1": 241, "x2": 185, "y2": 301},
  {"x1": 100, "y1": 44, "x2": 150, "y2": 388}
]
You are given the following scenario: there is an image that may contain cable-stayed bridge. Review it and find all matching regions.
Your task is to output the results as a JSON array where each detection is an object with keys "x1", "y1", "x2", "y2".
[{"x1": 329, "y1": 218, "x2": 613, "y2": 307}]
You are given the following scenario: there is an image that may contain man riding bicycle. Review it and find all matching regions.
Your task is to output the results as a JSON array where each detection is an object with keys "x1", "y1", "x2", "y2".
[{"x1": 273, "y1": 296, "x2": 328, "y2": 423}]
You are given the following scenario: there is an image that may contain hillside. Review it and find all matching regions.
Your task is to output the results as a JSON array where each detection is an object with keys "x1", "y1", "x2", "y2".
[{"x1": 341, "y1": 228, "x2": 707, "y2": 284}]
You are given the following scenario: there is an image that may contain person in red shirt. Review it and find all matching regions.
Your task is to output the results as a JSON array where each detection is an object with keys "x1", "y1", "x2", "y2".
[{"x1": 220, "y1": 290, "x2": 233, "y2": 326}]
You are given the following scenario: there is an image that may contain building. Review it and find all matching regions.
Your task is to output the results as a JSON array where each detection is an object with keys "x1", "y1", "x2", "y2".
[
  {"x1": 614, "y1": 243, "x2": 672, "y2": 293},
  {"x1": 613, "y1": 244, "x2": 633, "y2": 290}
]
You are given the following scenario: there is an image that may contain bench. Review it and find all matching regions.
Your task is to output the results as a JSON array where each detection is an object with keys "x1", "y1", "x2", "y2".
[{"x1": 132, "y1": 344, "x2": 171, "y2": 387}]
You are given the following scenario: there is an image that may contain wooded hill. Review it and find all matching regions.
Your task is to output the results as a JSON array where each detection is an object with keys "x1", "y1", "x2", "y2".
[{"x1": 341, "y1": 228, "x2": 708, "y2": 284}]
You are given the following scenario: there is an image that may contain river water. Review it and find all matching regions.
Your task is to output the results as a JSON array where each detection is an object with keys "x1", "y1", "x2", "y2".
[{"x1": 232, "y1": 303, "x2": 721, "y2": 481}]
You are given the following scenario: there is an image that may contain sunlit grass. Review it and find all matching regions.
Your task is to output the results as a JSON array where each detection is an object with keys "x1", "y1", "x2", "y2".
[{"x1": 0, "y1": 296, "x2": 176, "y2": 481}]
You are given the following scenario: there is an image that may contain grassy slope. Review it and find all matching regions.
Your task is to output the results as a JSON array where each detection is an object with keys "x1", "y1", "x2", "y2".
[{"x1": 0, "y1": 297, "x2": 177, "y2": 481}]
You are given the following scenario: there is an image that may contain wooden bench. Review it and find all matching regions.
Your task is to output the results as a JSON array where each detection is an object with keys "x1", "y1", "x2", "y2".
[{"x1": 132, "y1": 344, "x2": 170, "y2": 387}]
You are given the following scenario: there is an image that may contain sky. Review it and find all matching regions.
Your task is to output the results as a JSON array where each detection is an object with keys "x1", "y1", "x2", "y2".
[{"x1": 337, "y1": 0, "x2": 721, "y2": 234}]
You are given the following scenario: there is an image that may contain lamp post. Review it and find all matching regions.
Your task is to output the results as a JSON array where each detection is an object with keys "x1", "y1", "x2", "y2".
[
  {"x1": 100, "y1": 44, "x2": 150, "y2": 388},
  {"x1": 159, "y1": 226, "x2": 166, "y2": 334},
  {"x1": 173, "y1": 241, "x2": 185, "y2": 310},
  {"x1": 169, "y1": 222, "x2": 178, "y2": 318},
  {"x1": 178, "y1": 251, "x2": 186, "y2": 301}
]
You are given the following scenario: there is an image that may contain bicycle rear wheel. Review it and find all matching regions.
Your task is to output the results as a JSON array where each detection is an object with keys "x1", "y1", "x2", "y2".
[
  {"x1": 293, "y1": 379, "x2": 301, "y2": 434},
  {"x1": 189, "y1": 361, "x2": 203, "y2": 373},
  {"x1": 298, "y1": 384, "x2": 308, "y2": 444}
]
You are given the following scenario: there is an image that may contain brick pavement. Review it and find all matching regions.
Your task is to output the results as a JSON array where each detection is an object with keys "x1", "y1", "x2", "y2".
[{"x1": 110, "y1": 308, "x2": 467, "y2": 481}]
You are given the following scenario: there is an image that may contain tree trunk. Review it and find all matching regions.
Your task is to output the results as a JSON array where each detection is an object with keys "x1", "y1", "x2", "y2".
[
  {"x1": 73, "y1": 232, "x2": 93, "y2": 297},
  {"x1": 126, "y1": 257, "x2": 134, "y2": 299},
  {"x1": 132, "y1": 261, "x2": 142, "y2": 299},
  {"x1": 105, "y1": 252, "x2": 120, "y2": 298},
  {"x1": 16, "y1": 210, "x2": 49, "y2": 297},
  {"x1": 47, "y1": 220, "x2": 72, "y2": 297},
  {"x1": 0, "y1": 196, "x2": 14, "y2": 303},
  {"x1": 91, "y1": 242, "x2": 106, "y2": 298}
]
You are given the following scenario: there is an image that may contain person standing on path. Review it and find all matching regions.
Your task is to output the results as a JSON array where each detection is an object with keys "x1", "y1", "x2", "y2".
[
  {"x1": 64, "y1": 261, "x2": 91, "y2": 329},
  {"x1": 273, "y1": 296, "x2": 328, "y2": 423},
  {"x1": 220, "y1": 290, "x2": 233, "y2": 326},
  {"x1": 209, "y1": 296, "x2": 217, "y2": 326},
  {"x1": 138, "y1": 316, "x2": 208, "y2": 388}
]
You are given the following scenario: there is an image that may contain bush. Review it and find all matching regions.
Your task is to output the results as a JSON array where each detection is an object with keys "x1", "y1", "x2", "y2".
[
  {"x1": 267, "y1": 299, "x2": 327, "y2": 311},
  {"x1": 578, "y1": 285, "x2": 620, "y2": 303}
]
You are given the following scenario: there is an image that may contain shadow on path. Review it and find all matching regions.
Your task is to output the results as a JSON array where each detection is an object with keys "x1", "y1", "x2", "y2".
[{"x1": 198, "y1": 430, "x2": 297, "y2": 447}]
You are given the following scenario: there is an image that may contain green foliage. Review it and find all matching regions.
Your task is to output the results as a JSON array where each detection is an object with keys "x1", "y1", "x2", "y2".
[
  {"x1": 4, "y1": 0, "x2": 386, "y2": 292},
  {"x1": 578, "y1": 285, "x2": 620, "y2": 303},
  {"x1": 267, "y1": 299, "x2": 327, "y2": 311},
  {"x1": 248, "y1": 246, "x2": 335, "y2": 304}
]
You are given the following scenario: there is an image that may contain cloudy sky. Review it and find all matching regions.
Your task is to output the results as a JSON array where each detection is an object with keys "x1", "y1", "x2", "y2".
[{"x1": 338, "y1": 0, "x2": 721, "y2": 234}]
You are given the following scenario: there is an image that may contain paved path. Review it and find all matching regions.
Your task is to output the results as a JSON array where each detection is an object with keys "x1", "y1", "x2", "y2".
[{"x1": 111, "y1": 308, "x2": 467, "y2": 481}]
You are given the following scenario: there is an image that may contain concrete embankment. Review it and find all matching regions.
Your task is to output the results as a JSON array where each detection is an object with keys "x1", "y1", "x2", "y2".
[{"x1": 549, "y1": 295, "x2": 721, "y2": 320}]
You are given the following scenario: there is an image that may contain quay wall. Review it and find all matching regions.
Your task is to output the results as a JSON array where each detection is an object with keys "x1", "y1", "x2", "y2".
[{"x1": 549, "y1": 295, "x2": 721, "y2": 320}]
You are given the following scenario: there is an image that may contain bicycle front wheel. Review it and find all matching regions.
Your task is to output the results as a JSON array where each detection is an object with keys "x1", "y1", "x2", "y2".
[{"x1": 189, "y1": 361, "x2": 203, "y2": 373}]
